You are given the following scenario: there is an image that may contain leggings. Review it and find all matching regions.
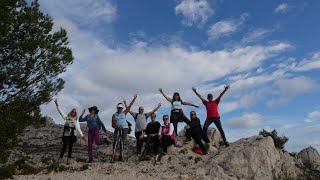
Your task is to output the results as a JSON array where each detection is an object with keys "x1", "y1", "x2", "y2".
[
  {"x1": 170, "y1": 111, "x2": 190, "y2": 135},
  {"x1": 60, "y1": 136, "x2": 76, "y2": 158}
]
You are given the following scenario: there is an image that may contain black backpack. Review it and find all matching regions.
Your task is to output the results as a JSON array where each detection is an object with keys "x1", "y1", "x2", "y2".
[{"x1": 127, "y1": 121, "x2": 132, "y2": 134}]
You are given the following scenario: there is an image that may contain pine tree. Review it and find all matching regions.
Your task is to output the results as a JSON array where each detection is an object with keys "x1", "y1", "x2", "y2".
[{"x1": 0, "y1": 0, "x2": 73, "y2": 163}]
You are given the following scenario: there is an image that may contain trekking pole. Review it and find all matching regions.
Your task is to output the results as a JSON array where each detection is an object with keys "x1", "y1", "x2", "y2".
[
  {"x1": 120, "y1": 128, "x2": 124, "y2": 160},
  {"x1": 111, "y1": 129, "x2": 120, "y2": 162}
]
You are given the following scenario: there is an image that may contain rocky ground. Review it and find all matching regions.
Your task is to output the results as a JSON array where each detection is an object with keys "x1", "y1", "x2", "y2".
[{"x1": 2, "y1": 118, "x2": 320, "y2": 180}]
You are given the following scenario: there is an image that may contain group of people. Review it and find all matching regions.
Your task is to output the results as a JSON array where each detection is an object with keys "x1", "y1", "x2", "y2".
[{"x1": 54, "y1": 85, "x2": 230, "y2": 163}]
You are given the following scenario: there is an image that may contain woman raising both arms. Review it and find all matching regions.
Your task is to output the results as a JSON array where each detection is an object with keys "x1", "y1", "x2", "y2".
[{"x1": 159, "y1": 88, "x2": 199, "y2": 136}]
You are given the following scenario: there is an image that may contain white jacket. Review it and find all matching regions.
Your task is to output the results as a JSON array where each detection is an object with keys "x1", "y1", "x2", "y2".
[{"x1": 56, "y1": 105, "x2": 84, "y2": 137}]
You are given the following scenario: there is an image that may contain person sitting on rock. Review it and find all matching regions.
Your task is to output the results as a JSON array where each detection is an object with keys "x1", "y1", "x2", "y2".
[
  {"x1": 79, "y1": 106, "x2": 110, "y2": 163},
  {"x1": 185, "y1": 111, "x2": 209, "y2": 155},
  {"x1": 192, "y1": 85, "x2": 230, "y2": 147},
  {"x1": 127, "y1": 97, "x2": 161, "y2": 155},
  {"x1": 54, "y1": 99, "x2": 86, "y2": 163},
  {"x1": 144, "y1": 113, "x2": 161, "y2": 155},
  {"x1": 156, "y1": 115, "x2": 175, "y2": 155}
]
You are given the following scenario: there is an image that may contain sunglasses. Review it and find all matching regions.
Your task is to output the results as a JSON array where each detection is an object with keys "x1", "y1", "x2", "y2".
[
  {"x1": 191, "y1": 113, "x2": 196, "y2": 116},
  {"x1": 163, "y1": 118, "x2": 169, "y2": 120}
]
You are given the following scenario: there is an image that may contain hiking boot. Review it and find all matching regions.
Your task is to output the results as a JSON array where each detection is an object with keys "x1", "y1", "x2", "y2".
[
  {"x1": 88, "y1": 159, "x2": 93, "y2": 163},
  {"x1": 224, "y1": 141, "x2": 230, "y2": 147},
  {"x1": 204, "y1": 143, "x2": 210, "y2": 150}
]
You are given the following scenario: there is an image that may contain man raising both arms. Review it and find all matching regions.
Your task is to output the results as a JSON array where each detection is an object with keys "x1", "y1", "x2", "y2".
[{"x1": 192, "y1": 85, "x2": 230, "y2": 147}]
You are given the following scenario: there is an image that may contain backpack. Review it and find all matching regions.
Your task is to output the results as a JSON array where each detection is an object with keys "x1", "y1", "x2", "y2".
[
  {"x1": 127, "y1": 121, "x2": 132, "y2": 134},
  {"x1": 134, "y1": 113, "x2": 147, "y2": 120},
  {"x1": 193, "y1": 147, "x2": 205, "y2": 155}
]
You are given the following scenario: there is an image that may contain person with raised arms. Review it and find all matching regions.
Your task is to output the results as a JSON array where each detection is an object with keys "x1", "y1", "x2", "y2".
[
  {"x1": 192, "y1": 85, "x2": 230, "y2": 146},
  {"x1": 54, "y1": 99, "x2": 85, "y2": 163},
  {"x1": 126, "y1": 97, "x2": 161, "y2": 155},
  {"x1": 79, "y1": 105, "x2": 110, "y2": 163},
  {"x1": 112, "y1": 94, "x2": 137, "y2": 161},
  {"x1": 159, "y1": 88, "x2": 199, "y2": 136}
]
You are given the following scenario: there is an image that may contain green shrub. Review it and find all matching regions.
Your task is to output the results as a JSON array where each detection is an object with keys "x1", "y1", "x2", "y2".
[
  {"x1": 0, "y1": 165, "x2": 16, "y2": 179},
  {"x1": 80, "y1": 164, "x2": 89, "y2": 171},
  {"x1": 259, "y1": 129, "x2": 289, "y2": 149},
  {"x1": 14, "y1": 158, "x2": 40, "y2": 175},
  {"x1": 45, "y1": 163, "x2": 66, "y2": 173}
]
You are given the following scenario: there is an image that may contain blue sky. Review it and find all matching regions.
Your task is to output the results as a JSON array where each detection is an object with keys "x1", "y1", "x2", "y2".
[{"x1": 39, "y1": 0, "x2": 320, "y2": 152}]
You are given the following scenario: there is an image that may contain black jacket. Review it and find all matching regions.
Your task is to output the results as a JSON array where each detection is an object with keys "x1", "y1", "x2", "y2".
[{"x1": 189, "y1": 117, "x2": 202, "y2": 133}]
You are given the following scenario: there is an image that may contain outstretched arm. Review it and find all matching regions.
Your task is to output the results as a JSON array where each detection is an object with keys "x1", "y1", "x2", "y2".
[
  {"x1": 79, "y1": 109, "x2": 87, "y2": 122},
  {"x1": 218, "y1": 84, "x2": 230, "y2": 99},
  {"x1": 148, "y1": 102, "x2": 161, "y2": 115},
  {"x1": 192, "y1": 87, "x2": 206, "y2": 102},
  {"x1": 54, "y1": 99, "x2": 67, "y2": 120},
  {"x1": 123, "y1": 99, "x2": 134, "y2": 116},
  {"x1": 124, "y1": 94, "x2": 137, "y2": 115},
  {"x1": 159, "y1": 88, "x2": 172, "y2": 103},
  {"x1": 182, "y1": 101, "x2": 199, "y2": 108}
]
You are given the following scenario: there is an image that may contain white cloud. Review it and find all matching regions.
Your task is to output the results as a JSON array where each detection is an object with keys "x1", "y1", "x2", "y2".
[
  {"x1": 40, "y1": 0, "x2": 117, "y2": 26},
  {"x1": 241, "y1": 28, "x2": 274, "y2": 44},
  {"x1": 225, "y1": 113, "x2": 267, "y2": 129},
  {"x1": 40, "y1": 15, "x2": 292, "y2": 134},
  {"x1": 175, "y1": 0, "x2": 214, "y2": 26},
  {"x1": 292, "y1": 52, "x2": 320, "y2": 72},
  {"x1": 274, "y1": 3, "x2": 289, "y2": 14},
  {"x1": 273, "y1": 76, "x2": 314, "y2": 97},
  {"x1": 305, "y1": 110, "x2": 320, "y2": 122},
  {"x1": 208, "y1": 13, "x2": 248, "y2": 40}
]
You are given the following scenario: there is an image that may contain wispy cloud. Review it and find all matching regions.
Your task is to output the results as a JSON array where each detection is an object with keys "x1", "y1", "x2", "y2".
[
  {"x1": 305, "y1": 110, "x2": 320, "y2": 122},
  {"x1": 293, "y1": 52, "x2": 320, "y2": 72},
  {"x1": 274, "y1": 3, "x2": 289, "y2": 14},
  {"x1": 208, "y1": 13, "x2": 248, "y2": 40},
  {"x1": 40, "y1": 0, "x2": 117, "y2": 27},
  {"x1": 175, "y1": 0, "x2": 214, "y2": 26},
  {"x1": 225, "y1": 113, "x2": 267, "y2": 129},
  {"x1": 241, "y1": 28, "x2": 274, "y2": 44}
]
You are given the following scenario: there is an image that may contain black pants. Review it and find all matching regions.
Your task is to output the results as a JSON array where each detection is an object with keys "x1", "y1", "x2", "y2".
[
  {"x1": 186, "y1": 129, "x2": 209, "y2": 152},
  {"x1": 170, "y1": 111, "x2": 190, "y2": 135},
  {"x1": 135, "y1": 131, "x2": 144, "y2": 154},
  {"x1": 156, "y1": 135, "x2": 175, "y2": 154},
  {"x1": 203, "y1": 117, "x2": 227, "y2": 142},
  {"x1": 145, "y1": 135, "x2": 159, "y2": 153},
  {"x1": 60, "y1": 136, "x2": 76, "y2": 158}
]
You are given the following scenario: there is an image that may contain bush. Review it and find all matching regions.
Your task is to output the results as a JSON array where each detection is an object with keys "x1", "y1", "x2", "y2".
[
  {"x1": 259, "y1": 129, "x2": 289, "y2": 149},
  {"x1": 14, "y1": 158, "x2": 40, "y2": 175},
  {"x1": 80, "y1": 164, "x2": 89, "y2": 171},
  {"x1": 0, "y1": 165, "x2": 16, "y2": 179}
]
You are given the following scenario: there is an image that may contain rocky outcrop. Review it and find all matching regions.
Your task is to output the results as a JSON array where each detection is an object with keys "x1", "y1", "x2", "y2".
[
  {"x1": 299, "y1": 146, "x2": 320, "y2": 171},
  {"x1": 4, "y1": 118, "x2": 320, "y2": 180}
]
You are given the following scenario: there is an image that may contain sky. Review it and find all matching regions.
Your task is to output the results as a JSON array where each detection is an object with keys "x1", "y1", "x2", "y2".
[{"x1": 38, "y1": 0, "x2": 320, "y2": 152}]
